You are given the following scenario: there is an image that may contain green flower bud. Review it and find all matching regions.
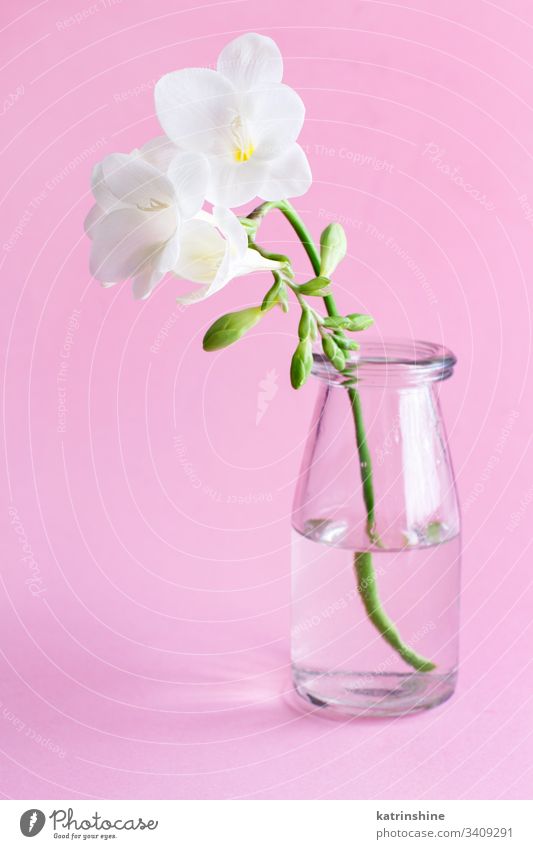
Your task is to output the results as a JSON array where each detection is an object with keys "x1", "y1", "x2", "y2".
[
  {"x1": 322, "y1": 315, "x2": 350, "y2": 330},
  {"x1": 298, "y1": 308, "x2": 312, "y2": 341},
  {"x1": 203, "y1": 307, "x2": 263, "y2": 352},
  {"x1": 321, "y1": 333, "x2": 346, "y2": 371},
  {"x1": 297, "y1": 276, "x2": 331, "y2": 295},
  {"x1": 333, "y1": 333, "x2": 359, "y2": 351},
  {"x1": 346, "y1": 313, "x2": 374, "y2": 332},
  {"x1": 278, "y1": 287, "x2": 289, "y2": 313},
  {"x1": 290, "y1": 338, "x2": 313, "y2": 389},
  {"x1": 319, "y1": 223, "x2": 347, "y2": 277},
  {"x1": 278, "y1": 287, "x2": 289, "y2": 312},
  {"x1": 261, "y1": 277, "x2": 283, "y2": 311}
]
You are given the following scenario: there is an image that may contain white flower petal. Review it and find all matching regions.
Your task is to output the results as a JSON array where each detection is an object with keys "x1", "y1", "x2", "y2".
[
  {"x1": 132, "y1": 268, "x2": 165, "y2": 300},
  {"x1": 213, "y1": 206, "x2": 248, "y2": 257},
  {"x1": 199, "y1": 244, "x2": 271, "y2": 300},
  {"x1": 84, "y1": 203, "x2": 105, "y2": 237},
  {"x1": 155, "y1": 68, "x2": 236, "y2": 155},
  {"x1": 154, "y1": 231, "x2": 180, "y2": 274},
  {"x1": 179, "y1": 248, "x2": 232, "y2": 303},
  {"x1": 168, "y1": 152, "x2": 209, "y2": 219},
  {"x1": 140, "y1": 135, "x2": 180, "y2": 173},
  {"x1": 102, "y1": 153, "x2": 175, "y2": 207},
  {"x1": 90, "y1": 208, "x2": 175, "y2": 282},
  {"x1": 207, "y1": 157, "x2": 266, "y2": 206},
  {"x1": 244, "y1": 84, "x2": 306, "y2": 159},
  {"x1": 173, "y1": 205, "x2": 280, "y2": 303},
  {"x1": 91, "y1": 162, "x2": 121, "y2": 212},
  {"x1": 174, "y1": 219, "x2": 227, "y2": 285},
  {"x1": 217, "y1": 33, "x2": 283, "y2": 90},
  {"x1": 175, "y1": 283, "x2": 212, "y2": 304},
  {"x1": 193, "y1": 209, "x2": 216, "y2": 225},
  {"x1": 234, "y1": 247, "x2": 282, "y2": 276},
  {"x1": 258, "y1": 144, "x2": 312, "y2": 200}
]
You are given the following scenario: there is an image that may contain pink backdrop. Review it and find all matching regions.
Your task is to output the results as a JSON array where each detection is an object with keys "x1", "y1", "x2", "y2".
[{"x1": 1, "y1": 0, "x2": 532, "y2": 800}]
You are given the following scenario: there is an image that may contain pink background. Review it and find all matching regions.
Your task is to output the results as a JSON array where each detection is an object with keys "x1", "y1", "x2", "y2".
[{"x1": 1, "y1": 0, "x2": 532, "y2": 800}]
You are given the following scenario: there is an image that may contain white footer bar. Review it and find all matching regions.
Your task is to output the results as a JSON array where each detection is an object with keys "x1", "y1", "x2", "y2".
[{"x1": 0, "y1": 799, "x2": 531, "y2": 847}]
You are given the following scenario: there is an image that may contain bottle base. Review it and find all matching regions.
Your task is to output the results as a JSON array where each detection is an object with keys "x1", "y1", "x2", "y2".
[{"x1": 292, "y1": 665, "x2": 457, "y2": 717}]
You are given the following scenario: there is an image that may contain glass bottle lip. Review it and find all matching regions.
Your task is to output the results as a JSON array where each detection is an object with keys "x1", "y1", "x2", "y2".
[{"x1": 311, "y1": 337, "x2": 457, "y2": 387}]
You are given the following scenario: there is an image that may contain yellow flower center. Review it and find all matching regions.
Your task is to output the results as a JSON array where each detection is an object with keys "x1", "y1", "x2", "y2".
[
  {"x1": 230, "y1": 114, "x2": 254, "y2": 163},
  {"x1": 234, "y1": 143, "x2": 255, "y2": 163}
]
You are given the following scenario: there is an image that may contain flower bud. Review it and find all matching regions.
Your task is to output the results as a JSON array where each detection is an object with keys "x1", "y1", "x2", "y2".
[
  {"x1": 203, "y1": 307, "x2": 263, "y2": 351},
  {"x1": 322, "y1": 315, "x2": 350, "y2": 330},
  {"x1": 319, "y1": 223, "x2": 347, "y2": 278},
  {"x1": 333, "y1": 333, "x2": 359, "y2": 351},
  {"x1": 321, "y1": 333, "x2": 346, "y2": 371},
  {"x1": 290, "y1": 338, "x2": 313, "y2": 389},
  {"x1": 346, "y1": 313, "x2": 374, "y2": 331},
  {"x1": 261, "y1": 277, "x2": 283, "y2": 311},
  {"x1": 298, "y1": 308, "x2": 312, "y2": 341},
  {"x1": 297, "y1": 276, "x2": 331, "y2": 296}
]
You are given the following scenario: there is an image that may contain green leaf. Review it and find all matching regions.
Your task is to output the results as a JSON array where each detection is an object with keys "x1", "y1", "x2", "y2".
[
  {"x1": 203, "y1": 307, "x2": 263, "y2": 352},
  {"x1": 321, "y1": 334, "x2": 346, "y2": 370},
  {"x1": 290, "y1": 338, "x2": 313, "y2": 389},
  {"x1": 297, "y1": 276, "x2": 331, "y2": 295},
  {"x1": 319, "y1": 223, "x2": 347, "y2": 277},
  {"x1": 346, "y1": 313, "x2": 374, "y2": 332}
]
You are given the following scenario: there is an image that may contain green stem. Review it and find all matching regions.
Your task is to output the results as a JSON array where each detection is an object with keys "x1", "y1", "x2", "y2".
[
  {"x1": 348, "y1": 387, "x2": 377, "y2": 539},
  {"x1": 248, "y1": 199, "x2": 435, "y2": 672},
  {"x1": 266, "y1": 200, "x2": 379, "y2": 536},
  {"x1": 277, "y1": 201, "x2": 323, "y2": 276},
  {"x1": 355, "y1": 553, "x2": 436, "y2": 672}
]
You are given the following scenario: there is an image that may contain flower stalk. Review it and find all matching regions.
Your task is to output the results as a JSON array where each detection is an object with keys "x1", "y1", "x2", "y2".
[
  {"x1": 247, "y1": 199, "x2": 436, "y2": 673},
  {"x1": 355, "y1": 553, "x2": 436, "y2": 672}
]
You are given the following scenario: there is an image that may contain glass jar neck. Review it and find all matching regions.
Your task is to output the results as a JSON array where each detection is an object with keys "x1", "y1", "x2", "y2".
[{"x1": 311, "y1": 338, "x2": 456, "y2": 388}]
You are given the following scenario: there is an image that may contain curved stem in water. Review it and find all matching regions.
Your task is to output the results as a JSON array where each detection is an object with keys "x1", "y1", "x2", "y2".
[{"x1": 355, "y1": 553, "x2": 436, "y2": 672}]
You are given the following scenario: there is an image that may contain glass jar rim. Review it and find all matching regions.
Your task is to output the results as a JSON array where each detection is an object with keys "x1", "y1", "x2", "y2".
[{"x1": 311, "y1": 337, "x2": 457, "y2": 386}]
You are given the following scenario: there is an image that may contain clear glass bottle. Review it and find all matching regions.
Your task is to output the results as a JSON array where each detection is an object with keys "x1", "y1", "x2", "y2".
[{"x1": 291, "y1": 339, "x2": 461, "y2": 716}]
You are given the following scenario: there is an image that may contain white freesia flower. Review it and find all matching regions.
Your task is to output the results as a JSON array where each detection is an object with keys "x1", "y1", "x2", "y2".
[
  {"x1": 154, "y1": 32, "x2": 312, "y2": 207},
  {"x1": 174, "y1": 206, "x2": 281, "y2": 303},
  {"x1": 85, "y1": 137, "x2": 209, "y2": 299}
]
